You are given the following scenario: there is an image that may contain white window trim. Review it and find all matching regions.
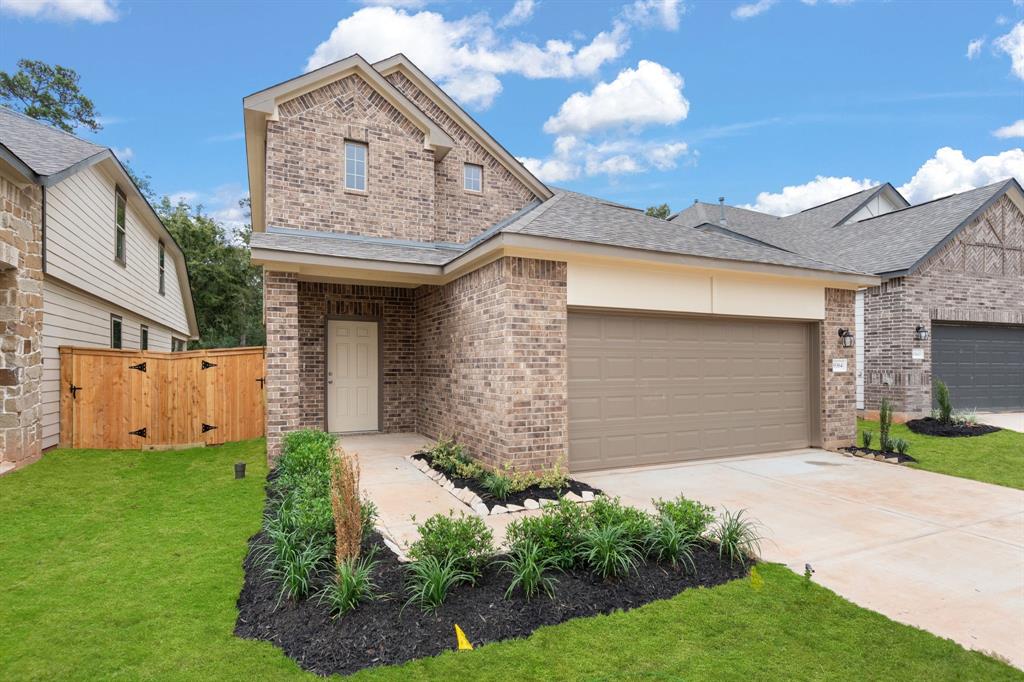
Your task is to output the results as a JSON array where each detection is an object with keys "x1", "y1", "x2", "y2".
[
  {"x1": 344, "y1": 140, "x2": 368, "y2": 192},
  {"x1": 110, "y1": 314, "x2": 123, "y2": 349},
  {"x1": 463, "y1": 163, "x2": 482, "y2": 193}
]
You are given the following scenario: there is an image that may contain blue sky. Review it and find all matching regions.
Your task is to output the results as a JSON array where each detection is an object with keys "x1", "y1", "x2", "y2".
[{"x1": 2, "y1": 0, "x2": 1022, "y2": 227}]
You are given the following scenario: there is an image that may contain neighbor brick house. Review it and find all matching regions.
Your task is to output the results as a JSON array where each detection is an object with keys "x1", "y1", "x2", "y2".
[
  {"x1": 245, "y1": 54, "x2": 878, "y2": 471},
  {"x1": 672, "y1": 180, "x2": 1024, "y2": 419}
]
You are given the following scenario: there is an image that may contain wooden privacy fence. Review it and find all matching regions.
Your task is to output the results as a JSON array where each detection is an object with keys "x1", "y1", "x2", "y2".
[{"x1": 59, "y1": 346, "x2": 265, "y2": 449}]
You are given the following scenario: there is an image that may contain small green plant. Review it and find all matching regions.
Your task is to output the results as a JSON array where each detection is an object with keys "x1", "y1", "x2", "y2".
[
  {"x1": 879, "y1": 398, "x2": 894, "y2": 452},
  {"x1": 652, "y1": 495, "x2": 715, "y2": 540},
  {"x1": 893, "y1": 438, "x2": 910, "y2": 456},
  {"x1": 580, "y1": 523, "x2": 643, "y2": 579},
  {"x1": 934, "y1": 379, "x2": 952, "y2": 424},
  {"x1": 860, "y1": 430, "x2": 874, "y2": 450},
  {"x1": 537, "y1": 456, "x2": 570, "y2": 491},
  {"x1": 713, "y1": 509, "x2": 762, "y2": 567},
  {"x1": 404, "y1": 555, "x2": 472, "y2": 612},
  {"x1": 360, "y1": 499, "x2": 378, "y2": 541},
  {"x1": 501, "y1": 463, "x2": 539, "y2": 493},
  {"x1": 499, "y1": 539, "x2": 559, "y2": 600},
  {"x1": 952, "y1": 408, "x2": 978, "y2": 426},
  {"x1": 646, "y1": 516, "x2": 696, "y2": 572},
  {"x1": 452, "y1": 459, "x2": 485, "y2": 480},
  {"x1": 803, "y1": 562, "x2": 815, "y2": 589},
  {"x1": 588, "y1": 496, "x2": 655, "y2": 550},
  {"x1": 481, "y1": 472, "x2": 513, "y2": 501},
  {"x1": 429, "y1": 437, "x2": 472, "y2": 476},
  {"x1": 408, "y1": 512, "x2": 495, "y2": 578},
  {"x1": 319, "y1": 548, "x2": 380, "y2": 616},
  {"x1": 505, "y1": 497, "x2": 588, "y2": 569},
  {"x1": 264, "y1": 530, "x2": 331, "y2": 605}
]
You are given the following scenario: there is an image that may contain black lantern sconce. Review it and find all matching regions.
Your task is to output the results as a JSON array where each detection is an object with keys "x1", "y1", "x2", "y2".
[
  {"x1": 837, "y1": 328, "x2": 854, "y2": 348},
  {"x1": 914, "y1": 325, "x2": 929, "y2": 342}
]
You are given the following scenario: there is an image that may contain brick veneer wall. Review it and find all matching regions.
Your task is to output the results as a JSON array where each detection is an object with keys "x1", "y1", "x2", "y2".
[
  {"x1": 296, "y1": 281, "x2": 416, "y2": 432},
  {"x1": 820, "y1": 288, "x2": 857, "y2": 449},
  {"x1": 862, "y1": 195, "x2": 1024, "y2": 415},
  {"x1": 264, "y1": 271, "x2": 300, "y2": 461},
  {"x1": 0, "y1": 173, "x2": 43, "y2": 469}
]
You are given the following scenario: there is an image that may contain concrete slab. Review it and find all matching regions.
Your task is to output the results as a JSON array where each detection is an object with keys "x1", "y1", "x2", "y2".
[
  {"x1": 977, "y1": 412, "x2": 1024, "y2": 433},
  {"x1": 580, "y1": 449, "x2": 1024, "y2": 668}
]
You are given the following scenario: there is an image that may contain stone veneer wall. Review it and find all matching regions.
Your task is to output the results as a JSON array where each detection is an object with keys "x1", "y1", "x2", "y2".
[
  {"x1": 0, "y1": 173, "x2": 43, "y2": 469},
  {"x1": 264, "y1": 271, "x2": 299, "y2": 461},
  {"x1": 296, "y1": 281, "x2": 416, "y2": 433},
  {"x1": 862, "y1": 195, "x2": 1023, "y2": 415},
  {"x1": 820, "y1": 288, "x2": 857, "y2": 450}
]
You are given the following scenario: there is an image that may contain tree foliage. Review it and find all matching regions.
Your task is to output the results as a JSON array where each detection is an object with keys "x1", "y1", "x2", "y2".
[
  {"x1": 645, "y1": 203, "x2": 671, "y2": 219},
  {"x1": 0, "y1": 59, "x2": 101, "y2": 133},
  {"x1": 157, "y1": 197, "x2": 264, "y2": 349}
]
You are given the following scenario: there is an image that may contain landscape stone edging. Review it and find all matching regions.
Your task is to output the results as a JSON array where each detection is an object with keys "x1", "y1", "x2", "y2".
[
  {"x1": 406, "y1": 455, "x2": 596, "y2": 516},
  {"x1": 840, "y1": 450, "x2": 910, "y2": 466}
]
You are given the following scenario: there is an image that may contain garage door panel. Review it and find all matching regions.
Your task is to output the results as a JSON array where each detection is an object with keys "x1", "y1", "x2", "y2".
[
  {"x1": 932, "y1": 324, "x2": 1024, "y2": 411},
  {"x1": 569, "y1": 312, "x2": 812, "y2": 471}
]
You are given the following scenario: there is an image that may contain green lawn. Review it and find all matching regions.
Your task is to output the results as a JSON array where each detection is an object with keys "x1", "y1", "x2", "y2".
[
  {"x1": 1, "y1": 441, "x2": 1019, "y2": 681},
  {"x1": 858, "y1": 418, "x2": 1024, "y2": 490}
]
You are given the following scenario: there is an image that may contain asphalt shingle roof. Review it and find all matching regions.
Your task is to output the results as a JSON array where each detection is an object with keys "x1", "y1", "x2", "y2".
[
  {"x1": 251, "y1": 229, "x2": 459, "y2": 265},
  {"x1": 0, "y1": 106, "x2": 106, "y2": 177}
]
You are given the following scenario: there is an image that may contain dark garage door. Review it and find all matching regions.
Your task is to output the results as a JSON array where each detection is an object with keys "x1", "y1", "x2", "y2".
[{"x1": 932, "y1": 324, "x2": 1024, "y2": 411}]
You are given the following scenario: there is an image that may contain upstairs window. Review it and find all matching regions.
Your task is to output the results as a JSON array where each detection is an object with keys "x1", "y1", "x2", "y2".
[
  {"x1": 158, "y1": 241, "x2": 166, "y2": 295},
  {"x1": 140, "y1": 325, "x2": 149, "y2": 351},
  {"x1": 344, "y1": 141, "x2": 367, "y2": 191},
  {"x1": 114, "y1": 187, "x2": 127, "y2": 264},
  {"x1": 110, "y1": 314, "x2": 123, "y2": 349},
  {"x1": 464, "y1": 163, "x2": 482, "y2": 192},
  {"x1": 172, "y1": 337, "x2": 186, "y2": 352}
]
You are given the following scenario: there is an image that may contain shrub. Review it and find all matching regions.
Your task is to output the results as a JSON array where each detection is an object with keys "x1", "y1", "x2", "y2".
[
  {"x1": 452, "y1": 459, "x2": 485, "y2": 480},
  {"x1": 319, "y1": 549, "x2": 380, "y2": 616},
  {"x1": 537, "y1": 456, "x2": 569, "y2": 491},
  {"x1": 579, "y1": 523, "x2": 643, "y2": 579},
  {"x1": 481, "y1": 472, "x2": 513, "y2": 500},
  {"x1": 330, "y1": 448, "x2": 362, "y2": 563},
  {"x1": 588, "y1": 496, "x2": 655, "y2": 549},
  {"x1": 360, "y1": 499, "x2": 378, "y2": 541},
  {"x1": 893, "y1": 438, "x2": 910, "y2": 456},
  {"x1": 405, "y1": 555, "x2": 472, "y2": 612},
  {"x1": 953, "y1": 408, "x2": 978, "y2": 426},
  {"x1": 499, "y1": 539, "x2": 559, "y2": 600},
  {"x1": 713, "y1": 509, "x2": 762, "y2": 567},
  {"x1": 278, "y1": 430, "x2": 336, "y2": 483},
  {"x1": 652, "y1": 495, "x2": 715, "y2": 540},
  {"x1": 860, "y1": 430, "x2": 874, "y2": 450},
  {"x1": 501, "y1": 464, "x2": 538, "y2": 493},
  {"x1": 934, "y1": 379, "x2": 952, "y2": 424},
  {"x1": 647, "y1": 516, "x2": 697, "y2": 572},
  {"x1": 408, "y1": 512, "x2": 494, "y2": 578},
  {"x1": 429, "y1": 437, "x2": 471, "y2": 477},
  {"x1": 276, "y1": 482, "x2": 334, "y2": 541},
  {"x1": 264, "y1": 529, "x2": 331, "y2": 605},
  {"x1": 505, "y1": 497, "x2": 588, "y2": 569},
  {"x1": 879, "y1": 398, "x2": 894, "y2": 452}
]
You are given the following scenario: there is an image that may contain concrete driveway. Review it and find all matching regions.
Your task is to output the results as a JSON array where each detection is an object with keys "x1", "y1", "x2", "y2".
[
  {"x1": 578, "y1": 449, "x2": 1024, "y2": 668},
  {"x1": 978, "y1": 412, "x2": 1024, "y2": 433}
]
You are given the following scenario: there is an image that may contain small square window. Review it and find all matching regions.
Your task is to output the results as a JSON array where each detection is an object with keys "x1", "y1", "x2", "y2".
[
  {"x1": 464, "y1": 163, "x2": 482, "y2": 192},
  {"x1": 140, "y1": 325, "x2": 149, "y2": 351},
  {"x1": 110, "y1": 315, "x2": 123, "y2": 349},
  {"x1": 344, "y1": 141, "x2": 367, "y2": 191}
]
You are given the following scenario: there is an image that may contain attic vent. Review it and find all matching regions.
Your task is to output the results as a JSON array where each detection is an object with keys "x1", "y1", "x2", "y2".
[{"x1": 718, "y1": 197, "x2": 727, "y2": 226}]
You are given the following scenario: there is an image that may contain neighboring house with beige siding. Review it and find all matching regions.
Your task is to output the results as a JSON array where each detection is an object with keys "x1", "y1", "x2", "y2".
[{"x1": 0, "y1": 107, "x2": 197, "y2": 469}]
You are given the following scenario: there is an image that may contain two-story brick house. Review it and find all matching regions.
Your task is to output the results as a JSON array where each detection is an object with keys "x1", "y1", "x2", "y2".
[{"x1": 245, "y1": 54, "x2": 878, "y2": 471}]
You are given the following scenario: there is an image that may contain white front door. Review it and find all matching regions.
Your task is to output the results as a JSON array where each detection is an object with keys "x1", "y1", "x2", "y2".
[{"x1": 327, "y1": 320, "x2": 379, "y2": 432}]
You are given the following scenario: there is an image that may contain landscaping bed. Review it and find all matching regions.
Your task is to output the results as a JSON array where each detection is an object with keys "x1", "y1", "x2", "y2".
[
  {"x1": 906, "y1": 417, "x2": 1000, "y2": 438},
  {"x1": 235, "y1": 526, "x2": 747, "y2": 677},
  {"x1": 841, "y1": 446, "x2": 916, "y2": 464}
]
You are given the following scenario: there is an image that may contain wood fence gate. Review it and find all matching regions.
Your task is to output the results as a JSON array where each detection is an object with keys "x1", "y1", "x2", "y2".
[{"x1": 59, "y1": 346, "x2": 265, "y2": 449}]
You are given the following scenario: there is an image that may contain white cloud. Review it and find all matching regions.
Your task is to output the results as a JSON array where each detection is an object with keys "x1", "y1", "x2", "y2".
[
  {"x1": 993, "y1": 119, "x2": 1024, "y2": 138},
  {"x1": 518, "y1": 135, "x2": 689, "y2": 182},
  {"x1": 621, "y1": 0, "x2": 685, "y2": 31},
  {"x1": 743, "y1": 176, "x2": 877, "y2": 215},
  {"x1": 966, "y1": 37, "x2": 985, "y2": 59},
  {"x1": 994, "y1": 21, "x2": 1024, "y2": 79},
  {"x1": 169, "y1": 190, "x2": 199, "y2": 205},
  {"x1": 732, "y1": 0, "x2": 777, "y2": 20},
  {"x1": 497, "y1": 0, "x2": 535, "y2": 28},
  {"x1": 0, "y1": 0, "x2": 116, "y2": 22},
  {"x1": 543, "y1": 60, "x2": 689, "y2": 135},
  {"x1": 897, "y1": 147, "x2": 1024, "y2": 203},
  {"x1": 518, "y1": 155, "x2": 580, "y2": 183},
  {"x1": 112, "y1": 146, "x2": 134, "y2": 162},
  {"x1": 359, "y1": 0, "x2": 425, "y2": 7},
  {"x1": 305, "y1": 6, "x2": 629, "y2": 109}
]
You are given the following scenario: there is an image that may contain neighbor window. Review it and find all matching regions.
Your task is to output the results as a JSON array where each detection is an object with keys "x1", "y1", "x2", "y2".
[
  {"x1": 158, "y1": 241, "x2": 166, "y2": 295},
  {"x1": 172, "y1": 337, "x2": 186, "y2": 352},
  {"x1": 110, "y1": 315, "x2": 123, "y2": 349},
  {"x1": 463, "y1": 163, "x2": 482, "y2": 192},
  {"x1": 344, "y1": 141, "x2": 367, "y2": 191},
  {"x1": 114, "y1": 187, "x2": 127, "y2": 264},
  {"x1": 140, "y1": 325, "x2": 149, "y2": 351}
]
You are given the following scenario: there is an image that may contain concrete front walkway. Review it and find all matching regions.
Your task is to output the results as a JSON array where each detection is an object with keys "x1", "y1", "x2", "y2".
[
  {"x1": 578, "y1": 449, "x2": 1024, "y2": 668},
  {"x1": 977, "y1": 412, "x2": 1024, "y2": 433}
]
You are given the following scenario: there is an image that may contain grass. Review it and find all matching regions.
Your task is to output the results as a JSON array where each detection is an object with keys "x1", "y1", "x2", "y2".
[
  {"x1": 1, "y1": 441, "x2": 1020, "y2": 681},
  {"x1": 859, "y1": 417, "x2": 1024, "y2": 490}
]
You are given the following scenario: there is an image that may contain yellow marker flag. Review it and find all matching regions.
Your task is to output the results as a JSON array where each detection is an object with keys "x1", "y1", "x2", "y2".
[
  {"x1": 749, "y1": 566, "x2": 764, "y2": 592},
  {"x1": 454, "y1": 624, "x2": 474, "y2": 651}
]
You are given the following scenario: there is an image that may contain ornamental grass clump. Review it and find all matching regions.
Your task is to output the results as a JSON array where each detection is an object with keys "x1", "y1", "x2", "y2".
[
  {"x1": 713, "y1": 509, "x2": 762, "y2": 567},
  {"x1": 319, "y1": 548, "x2": 380, "y2": 616},
  {"x1": 861, "y1": 430, "x2": 874, "y2": 450},
  {"x1": 330, "y1": 448, "x2": 362, "y2": 563},
  {"x1": 646, "y1": 516, "x2": 697, "y2": 572},
  {"x1": 652, "y1": 495, "x2": 715, "y2": 541},
  {"x1": 934, "y1": 379, "x2": 952, "y2": 424},
  {"x1": 404, "y1": 555, "x2": 472, "y2": 613},
  {"x1": 579, "y1": 522, "x2": 643, "y2": 580},
  {"x1": 499, "y1": 539, "x2": 559, "y2": 600},
  {"x1": 480, "y1": 471, "x2": 513, "y2": 501}
]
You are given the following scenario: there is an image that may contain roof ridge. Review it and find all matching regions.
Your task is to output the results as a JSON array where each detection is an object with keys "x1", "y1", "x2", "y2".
[
  {"x1": 791, "y1": 184, "x2": 880, "y2": 214},
  {"x1": 0, "y1": 105, "x2": 105, "y2": 150},
  {"x1": 850, "y1": 180, "x2": 1010, "y2": 224}
]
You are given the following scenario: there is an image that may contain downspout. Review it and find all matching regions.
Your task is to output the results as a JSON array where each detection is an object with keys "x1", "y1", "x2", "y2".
[{"x1": 41, "y1": 184, "x2": 47, "y2": 273}]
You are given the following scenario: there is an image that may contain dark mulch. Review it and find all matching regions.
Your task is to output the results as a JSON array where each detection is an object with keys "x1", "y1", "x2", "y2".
[
  {"x1": 906, "y1": 417, "x2": 1000, "y2": 438},
  {"x1": 235, "y1": 531, "x2": 749, "y2": 678},
  {"x1": 841, "y1": 447, "x2": 917, "y2": 463},
  {"x1": 411, "y1": 452, "x2": 602, "y2": 510}
]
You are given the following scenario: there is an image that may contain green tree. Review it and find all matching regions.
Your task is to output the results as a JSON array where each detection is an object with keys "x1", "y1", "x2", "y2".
[
  {"x1": 0, "y1": 59, "x2": 101, "y2": 133},
  {"x1": 157, "y1": 197, "x2": 264, "y2": 349},
  {"x1": 645, "y1": 203, "x2": 671, "y2": 219}
]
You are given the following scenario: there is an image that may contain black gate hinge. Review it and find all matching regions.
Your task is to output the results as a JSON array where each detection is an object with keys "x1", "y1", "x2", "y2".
[
  {"x1": 129, "y1": 427, "x2": 147, "y2": 438},
  {"x1": 201, "y1": 360, "x2": 217, "y2": 370},
  {"x1": 129, "y1": 362, "x2": 147, "y2": 372},
  {"x1": 256, "y1": 377, "x2": 265, "y2": 388},
  {"x1": 202, "y1": 423, "x2": 217, "y2": 433},
  {"x1": 69, "y1": 383, "x2": 82, "y2": 399}
]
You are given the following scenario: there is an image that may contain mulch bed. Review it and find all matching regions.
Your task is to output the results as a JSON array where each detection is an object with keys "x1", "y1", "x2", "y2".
[
  {"x1": 411, "y1": 451, "x2": 603, "y2": 509},
  {"x1": 841, "y1": 447, "x2": 917, "y2": 464},
  {"x1": 906, "y1": 417, "x2": 1000, "y2": 438},
  {"x1": 235, "y1": 530, "x2": 749, "y2": 677}
]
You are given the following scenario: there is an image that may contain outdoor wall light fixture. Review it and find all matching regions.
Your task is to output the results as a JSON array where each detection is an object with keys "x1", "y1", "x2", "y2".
[
  {"x1": 837, "y1": 328, "x2": 854, "y2": 348},
  {"x1": 914, "y1": 325, "x2": 929, "y2": 341}
]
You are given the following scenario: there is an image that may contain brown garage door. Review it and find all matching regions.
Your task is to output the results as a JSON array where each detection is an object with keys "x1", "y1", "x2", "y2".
[{"x1": 568, "y1": 311, "x2": 814, "y2": 471}]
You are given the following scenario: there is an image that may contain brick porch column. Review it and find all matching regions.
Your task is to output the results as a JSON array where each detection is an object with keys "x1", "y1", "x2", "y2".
[
  {"x1": 820, "y1": 288, "x2": 857, "y2": 449},
  {"x1": 264, "y1": 270, "x2": 299, "y2": 463}
]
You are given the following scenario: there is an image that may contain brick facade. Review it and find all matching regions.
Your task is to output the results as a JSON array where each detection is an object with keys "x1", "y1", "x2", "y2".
[
  {"x1": 820, "y1": 288, "x2": 857, "y2": 449},
  {"x1": 862, "y1": 195, "x2": 1024, "y2": 416},
  {"x1": 264, "y1": 271, "x2": 300, "y2": 461},
  {"x1": 0, "y1": 172, "x2": 43, "y2": 470}
]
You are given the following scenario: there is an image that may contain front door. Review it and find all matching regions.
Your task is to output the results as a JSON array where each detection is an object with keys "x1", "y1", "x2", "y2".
[{"x1": 327, "y1": 320, "x2": 379, "y2": 432}]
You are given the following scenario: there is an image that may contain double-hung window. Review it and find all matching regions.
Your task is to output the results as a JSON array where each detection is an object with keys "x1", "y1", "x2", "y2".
[
  {"x1": 114, "y1": 187, "x2": 127, "y2": 264},
  {"x1": 158, "y1": 241, "x2": 166, "y2": 295},
  {"x1": 344, "y1": 141, "x2": 367, "y2": 191},
  {"x1": 463, "y1": 163, "x2": 482, "y2": 192}
]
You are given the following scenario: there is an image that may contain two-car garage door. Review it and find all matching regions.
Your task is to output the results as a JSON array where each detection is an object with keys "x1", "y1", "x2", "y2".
[{"x1": 568, "y1": 312, "x2": 814, "y2": 472}]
